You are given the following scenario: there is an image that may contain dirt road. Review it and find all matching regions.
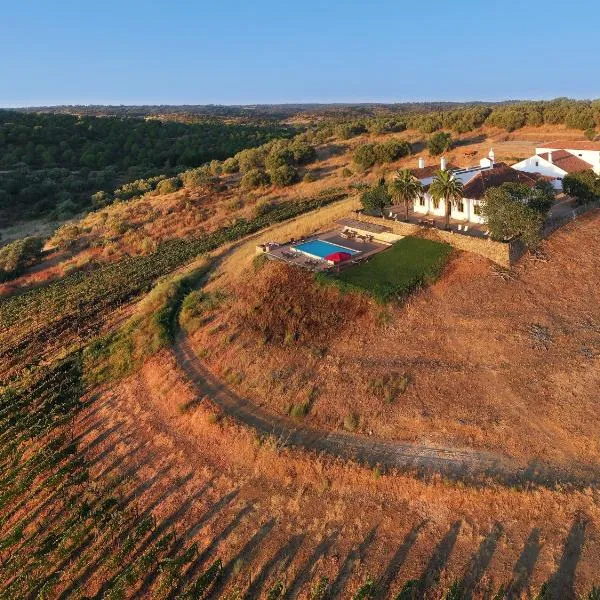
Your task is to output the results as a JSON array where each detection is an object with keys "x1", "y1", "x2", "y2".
[{"x1": 174, "y1": 331, "x2": 599, "y2": 488}]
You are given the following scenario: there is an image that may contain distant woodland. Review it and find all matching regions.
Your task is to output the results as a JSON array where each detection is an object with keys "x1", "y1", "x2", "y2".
[{"x1": 1, "y1": 98, "x2": 599, "y2": 227}]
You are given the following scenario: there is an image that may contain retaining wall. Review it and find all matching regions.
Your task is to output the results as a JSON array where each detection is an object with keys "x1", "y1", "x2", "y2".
[{"x1": 354, "y1": 214, "x2": 521, "y2": 268}]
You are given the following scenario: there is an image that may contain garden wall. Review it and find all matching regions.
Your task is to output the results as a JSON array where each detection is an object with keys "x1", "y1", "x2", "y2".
[{"x1": 353, "y1": 214, "x2": 522, "y2": 268}]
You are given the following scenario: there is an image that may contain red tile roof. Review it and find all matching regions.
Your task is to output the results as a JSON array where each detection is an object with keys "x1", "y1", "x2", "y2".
[
  {"x1": 462, "y1": 165, "x2": 539, "y2": 199},
  {"x1": 537, "y1": 150, "x2": 592, "y2": 173},
  {"x1": 409, "y1": 164, "x2": 456, "y2": 180},
  {"x1": 539, "y1": 140, "x2": 600, "y2": 151}
]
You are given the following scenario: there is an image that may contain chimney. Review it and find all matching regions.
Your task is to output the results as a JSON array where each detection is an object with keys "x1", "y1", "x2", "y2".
[
  {"x1": 548, "y1": 151, "x2": 553, "y2": 164},
  {"x1": 488, "y1": 148, "x2": 495, "y2": 165},
  {"x1": 418, "y1": 157, "x2": 425, "y2": 169},
  {"x1": 440, "y1": 157, "x2": 447, "y2": 170}
]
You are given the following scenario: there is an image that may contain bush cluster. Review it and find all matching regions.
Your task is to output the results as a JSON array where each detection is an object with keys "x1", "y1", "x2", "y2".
[{"x1": 353, "y1": 140, "x2": 412, "y2": 170}]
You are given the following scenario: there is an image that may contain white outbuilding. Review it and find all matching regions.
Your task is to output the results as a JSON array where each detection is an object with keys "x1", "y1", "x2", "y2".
[{"x1": 512, "y1": 141, "x2": 600, "y2": 190}]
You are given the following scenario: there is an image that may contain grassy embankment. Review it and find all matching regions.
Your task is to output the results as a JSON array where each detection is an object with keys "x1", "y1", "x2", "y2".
[{"x1": 327, "y1": 236, "x2": 453, "y2": 303}]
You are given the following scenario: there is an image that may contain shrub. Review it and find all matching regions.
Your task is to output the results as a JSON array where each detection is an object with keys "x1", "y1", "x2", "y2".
[
  {"x1": 344, "y1": 412, "x2": 360, "y2": 432},
  {"x1": 368, "y1": 372, "x2": 411, "y2": 403},
  {"x1": 342, "y1": 167, "x2": 353, "y2": 178},
  {"x1": 290, "y1": 141, "x2": 317, "y2": 164},
  {"x1": 427, "y1": 132, "x2": 453, "y2": 156},
  {"x1": 353, "y1": 144, "x2": 378, "y2": 170},
  {"x1": 91, "y1": 190, "x2": 112, "y2": 207},
  {"x1": 0, "y1": 236, "x2": 44, "y2": 282},
  {"x1": 585, "y1": 128, "x2": 597, "y2": 141},
  {"x1": 289, "y1": 402, "x2": 310, "y2": 419},
  {"x1": 270, "y1": 164, "x2": 298, "y2": 187},
  {"x1": 222, "y1": 157, "x2": 240, "y2": 173},
  {"x1": 303, "y1": 171, "x2": 318, "y2": 183},
  {"x1": 156, "y1": 176, "x2": 182, "y2": 195},
  {"x1": 265, "y1": 144, "x2": 295, "y2": 172},
  {"x1": 374, "y1": 139, "x2": 411, "y2": 163},
  {"x1": 241, "y1": 168, "x2": 270, "y2": 189},
  {"x1": 236, "y1": 147, "x2": 265, "y2": 173},
  {"x1": 179, "y1": 288, "x2": 226, "y2": 333}
]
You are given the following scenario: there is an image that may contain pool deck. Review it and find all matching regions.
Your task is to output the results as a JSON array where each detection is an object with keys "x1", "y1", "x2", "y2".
[{"x1": 266, "y1": 229, "x2": 388, "y2": 272}]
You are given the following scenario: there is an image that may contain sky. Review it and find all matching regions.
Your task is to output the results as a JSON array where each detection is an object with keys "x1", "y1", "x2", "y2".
[{"x1": 2, "y1": 0, "x2": 599, "y2": 106}]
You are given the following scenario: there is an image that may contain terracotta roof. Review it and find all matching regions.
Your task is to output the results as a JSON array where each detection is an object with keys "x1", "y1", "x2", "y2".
[
  {"x1": 539, "y1": 140, "x2": 600, "y2": 151},
  {"x1": 462, "y1": 165, "x2": 539, "y2": 200},
  {"x1": 537, "y1": 150, "x2": 592, "y2": 173},
  {"x1": 409, "y1": 164, "x2": 456, "y2": 180}
]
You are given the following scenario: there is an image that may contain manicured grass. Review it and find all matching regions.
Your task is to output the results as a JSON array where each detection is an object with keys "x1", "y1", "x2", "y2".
[{"x1": 330, "y1": 236, "x2": 452, "y2": 303}]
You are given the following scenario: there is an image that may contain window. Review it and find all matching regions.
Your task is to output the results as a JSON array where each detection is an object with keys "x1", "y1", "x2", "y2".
[
  {"x1": 473, "y1": 202, "x2": 481, "y2": 216},
  {"x1": 535, "y1": 161, "x2": 539, "y2": 166},
  {"x1": 457, "y1": 200, "x2": 464, "y2": 212},
  {"x1": 419, "y1": 196, "x2": 425, "y2": 206}
]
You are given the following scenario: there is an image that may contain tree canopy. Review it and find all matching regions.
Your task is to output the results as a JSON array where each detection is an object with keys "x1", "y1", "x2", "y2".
[
  {"x1": 360, "y1": 184, "x2": 393, "y2": 216},
  {"x1": 481, "y1": 183, "x2": 545, "y2": 248},
  {"x1": 563, "y1": 170, "x2": 600, "y2": 204},
  {"x1": 388, "y1": 169, "x2": 423, "y2": 221},
  {"x1": 427, "y1": 132, "x2": 453, "y2": 156}
]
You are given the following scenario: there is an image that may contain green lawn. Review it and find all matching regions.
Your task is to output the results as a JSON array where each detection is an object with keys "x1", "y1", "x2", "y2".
[{"x1": 330, "y1": 236, "x2": 452, "y2": 303}]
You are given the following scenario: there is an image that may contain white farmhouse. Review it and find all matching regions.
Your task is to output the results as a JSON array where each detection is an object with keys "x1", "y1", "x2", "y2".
[
  {"x1": 512, "y1": 141, "x2": 600, "y2": 190},
  {"x1": 409, "y1": 149, "x2": 541, "y2": 224}
]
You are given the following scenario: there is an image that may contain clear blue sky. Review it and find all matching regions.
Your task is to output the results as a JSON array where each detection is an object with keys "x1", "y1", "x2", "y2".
[{"x1": 2, "y1": 0, "x2": 599, "y2": 106}]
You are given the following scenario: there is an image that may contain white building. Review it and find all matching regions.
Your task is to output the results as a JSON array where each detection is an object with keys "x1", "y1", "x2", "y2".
[
  {"x1": 512, "y1": 141, "x2": 600, "y2": 190},
  {"x1": 407, "y1": 149, "x2": 541, "y2": 224}
]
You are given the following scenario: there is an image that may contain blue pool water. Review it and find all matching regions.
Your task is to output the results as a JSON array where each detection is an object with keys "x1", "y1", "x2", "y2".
[{"x1": 292, "y1": 239, "x2": 359, "y2": 259}]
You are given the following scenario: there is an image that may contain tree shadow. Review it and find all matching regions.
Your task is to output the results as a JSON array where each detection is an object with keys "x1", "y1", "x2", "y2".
[
  {"x1": 544, "y1": 516, "x2": 587, "y2": 600},
  {"x1": 181, "y1": 503, "x2": 254, "y2": 588},
  {"x1": 415, "y1": 520, "x2": 462, "y2": 599},
  {"x1": 458, "y1": 522, "x2": 503, "y2": 599},
  {"x1": 245, "y1": 533, "x2": 305, "y2": 598},
  {"x1": 137, "y1": 488, "x2": 239, "y2": 595},
  {"x1": 329, "y1": 525, "x2": 378, "y2": 599},
  {"x1": 454, "y1": 134, "x2": 488, "y2": 148},
  {"x1": 375, "y1": 521, "x2": 427, "y2": 599},
  {"x1": 206, "y1": 517, "x2": 276, "y2": 599},
  {"x1": 505, "y1": 528, "x2": 542, "y2": 599},
  {"x1": 283, "y1": 529, "x2": 339, "y2": 600}
]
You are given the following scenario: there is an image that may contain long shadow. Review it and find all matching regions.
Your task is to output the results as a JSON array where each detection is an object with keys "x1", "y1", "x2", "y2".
[
  {"x1": 206, "y1": 517, "x2": 276, "y2": 599},
  {"x1": 91, "y1": 476, "x2": 212, "y2": 599},
  {"x1": 180, "y1": 503, "x2": 254, "y2": 589},
  {"x1": 375, "y1": 521, "x2": 427, "y2": 600},
  {"x1": 544, "y1": 516, "x2": 587, "y2": 600},
  {"x1": 283, "y1": 530, "x2": 339, "y2": 600},
  {"x1": 135, "y1": 488, "x2": 239, "y2": 596},
  {"x1": 328, "y1": 525, "x2": 378, "y2": 599},
  {"x1": 58, "y1": 466, "x2": 186, "y2": 599},
  {"x1": 90, "y1": 438, "x2": 146, "y2": 480},
  {"x1": 245, "y1": 533, "x2": 305, "y2": 598},
  {"x1": 458, "y1": 522, "x2": 503, "y2": 599},
  {"x1": 505, "y1": 528, "x2": 542, "y2": 600},
  {"x1": 415, "y1": 520, "x2": 462, "y2": 599}
]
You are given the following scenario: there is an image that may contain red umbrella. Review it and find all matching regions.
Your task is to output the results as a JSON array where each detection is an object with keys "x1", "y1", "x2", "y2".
[{"x1": 325, "y1": 251, "x2": 352, "y2": 264}]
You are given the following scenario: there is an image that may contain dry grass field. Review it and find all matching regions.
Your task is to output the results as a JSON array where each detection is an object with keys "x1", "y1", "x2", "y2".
[
  {"x1": 193, "y1": 210, "x2": 600, "y2": 476},
  {"x1": 73, "y1": 349, "x2": 600, "y2": 597},
  {"x1": 4, "y1": 122, "x2": 600, "y2": 598}
]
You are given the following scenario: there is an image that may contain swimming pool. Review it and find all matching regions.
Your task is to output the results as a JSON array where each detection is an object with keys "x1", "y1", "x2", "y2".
[{"x1": 292, "y1": 239, "x2": 359, "y2": 260}]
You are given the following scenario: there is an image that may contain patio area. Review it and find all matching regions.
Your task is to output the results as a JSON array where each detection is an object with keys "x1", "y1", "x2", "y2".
[
  {"x1": 384, "y1": 206, "x2": 489, "y2": 238},
  {"x1": 263, "y1": 228, "x2": 389, "y2": 272}
]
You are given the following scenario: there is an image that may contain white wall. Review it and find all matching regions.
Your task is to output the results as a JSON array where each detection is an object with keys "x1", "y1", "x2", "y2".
[
  {"x1": 537, "y1": 147, "x2": 600, "y2": 174},
  {"x1": 512, "y1": 155, "x2": 565, "y2": 190}
]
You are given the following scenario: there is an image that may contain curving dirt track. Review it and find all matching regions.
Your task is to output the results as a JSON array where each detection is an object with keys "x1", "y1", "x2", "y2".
[{"x1": 174, "y1": 330, "x2": 600, "y2": 489}]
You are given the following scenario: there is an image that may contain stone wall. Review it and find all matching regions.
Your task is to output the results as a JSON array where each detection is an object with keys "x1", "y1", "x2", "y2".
[{"x1": 354, "y1": 214, "x2": 519, "y2": 267}]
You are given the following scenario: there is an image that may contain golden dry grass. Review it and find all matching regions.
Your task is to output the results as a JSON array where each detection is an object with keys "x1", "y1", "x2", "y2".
[
  {"x1": 78, "y1": 349, "x2": 600, "y2": 597},
  {"x1": 191, "y1": 210, "x2": 600, "y2": 475}
]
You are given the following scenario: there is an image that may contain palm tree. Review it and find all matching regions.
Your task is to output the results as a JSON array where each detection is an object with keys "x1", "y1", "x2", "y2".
[
  {"x1": 388, "y1": 169, "x2": 423, "y2": 221},
  {"x1": 429, "y1": 169, "x2": 464, "y2": 229}
]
